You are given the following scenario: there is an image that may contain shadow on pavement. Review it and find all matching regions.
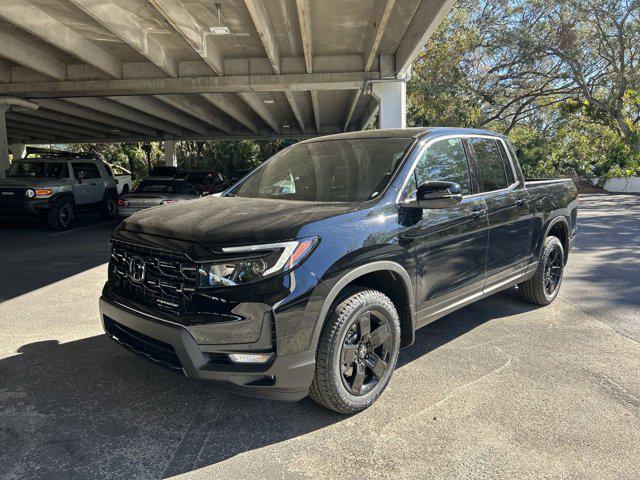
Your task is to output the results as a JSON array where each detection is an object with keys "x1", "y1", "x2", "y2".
[
  {"x1": 0, "y1": 288, "x2": 538, "y2": 480},
  {"x1": 0, "y1": 215, "x2": 116, "y2": 302}
]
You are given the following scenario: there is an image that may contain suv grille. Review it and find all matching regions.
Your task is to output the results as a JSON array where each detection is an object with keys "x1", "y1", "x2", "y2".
[{"x1": 109, "y1": 240, "x2": 197, "y2": 315}]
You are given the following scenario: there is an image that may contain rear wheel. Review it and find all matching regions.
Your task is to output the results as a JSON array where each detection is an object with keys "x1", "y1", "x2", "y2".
[
  {"x1": 309, "y1": 288, "x2": 400, "y2": 414},
  {"x1": 519, "y1": 236, "x2": 565, "y2": 305},
  {"x1": 100, "y1": 193, "x2": 117, "y2": 220},
  {"x1": 47, "y1": 198, "x2": 75, "y2": 230}
]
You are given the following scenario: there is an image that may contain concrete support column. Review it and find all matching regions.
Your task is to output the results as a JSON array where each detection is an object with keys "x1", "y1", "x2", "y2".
[
  {"x1": 371, "y1": 81, "x2": 407, "y2": 129},
  {"x1": 164, "y1": 140, "x2": 177, "y2": 167},
  {"x1": 9, "y1": 143, "x2": 26, "y2": 160},
  {"x1": 0, "y1": 106, "x2": 9, "y2": 178}
]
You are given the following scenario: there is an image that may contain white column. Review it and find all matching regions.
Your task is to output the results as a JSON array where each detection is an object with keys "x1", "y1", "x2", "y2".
[
  {"x1": 0, "y1": 106, "x2": 9, "y2": 178},
  {"x1": 9, "y1": 143, "x2": 26, "y2": 159},
  {"x1": 164, "y1": 140, "x2": 177, "y2": 167},
  {"x1": 371, "y1": 81, "x2": 407, "y2": 129}
]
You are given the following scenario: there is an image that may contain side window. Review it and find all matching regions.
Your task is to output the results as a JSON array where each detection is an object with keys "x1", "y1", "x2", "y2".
[
  {"x1": 470, "y1": 138, "x2": 508, "y2": 192},
  {"x1": 412, "y1": 138, "x2": 472, "y2": 195},
  {"x1": 72, "y1": 162, "x2": 100, "y2": 180},
  {"x1": 86, "y1": 163, "x2": 101, "y2": 179},
  {"x1": 496, "y1": 141, "x2": 516, "y2": 185}
]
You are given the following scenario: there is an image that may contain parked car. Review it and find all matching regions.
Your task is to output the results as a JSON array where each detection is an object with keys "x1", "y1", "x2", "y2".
[
  {"x1": 0, "y1": 152, "x2": 118, "y2": 230},
  {"x1": 117, "y1": 179, "x2": 199, "y2": 218},
  {"x1": 100, "y1": 127, "x2": 578, "y2": 414},
  {"x1": 183, "y1": 170, "x2": 230, "y2": 195},
  {"x1": 106, "y1": 164, "x2": 133, "y2": 195}
]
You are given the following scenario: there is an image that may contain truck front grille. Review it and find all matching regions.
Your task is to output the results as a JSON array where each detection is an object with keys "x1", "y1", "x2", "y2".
[{"x1": 109, "y1": 240, "x2": 198, "y2": 315}]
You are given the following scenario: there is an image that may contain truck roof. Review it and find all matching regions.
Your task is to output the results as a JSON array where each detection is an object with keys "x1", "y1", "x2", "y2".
[{"x1": 301, "y1": 127, "x2": 508, "y2": 144}]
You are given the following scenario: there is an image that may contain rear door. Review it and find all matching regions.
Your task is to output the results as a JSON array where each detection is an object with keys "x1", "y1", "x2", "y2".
[
  {"x1": 467, "y1": 137, "x2": 532, "y2": 285},
  {"x1": 400, "y1": 137, "x2": 489, "y2": 324}
]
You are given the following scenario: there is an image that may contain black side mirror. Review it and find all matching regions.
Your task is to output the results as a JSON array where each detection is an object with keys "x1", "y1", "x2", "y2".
[{"x1": 416, "y1": 181, "x2": 462, "y2": 209}]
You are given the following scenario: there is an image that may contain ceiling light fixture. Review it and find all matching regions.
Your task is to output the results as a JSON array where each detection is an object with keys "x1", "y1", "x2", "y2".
[{"x1": 210, "y1": 2, "x2": 231, "y2": 35}]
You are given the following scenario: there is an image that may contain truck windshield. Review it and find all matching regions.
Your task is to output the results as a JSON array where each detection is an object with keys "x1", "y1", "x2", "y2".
[
  {"x1": 229, "y1": 138, "x2": 413, "y2": 202},
  {"x1": 7, "y1": 161, "x2": 69, "y2": 179}
]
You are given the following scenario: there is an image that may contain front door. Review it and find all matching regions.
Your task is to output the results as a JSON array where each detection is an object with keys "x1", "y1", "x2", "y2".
[
  {"x1": 399, "y1": 137, "x2": 489, "y2": 325},
  {"x1": 72, "y1": 162, "x2": 103, "y2": 205}
]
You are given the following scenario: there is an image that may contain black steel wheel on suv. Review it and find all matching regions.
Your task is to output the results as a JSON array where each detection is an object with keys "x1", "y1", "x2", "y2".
[
  {"x1": 100, "y1": 193, "x2": 118, "y2": 220},
  {"x1": 519, "y1": 236, "x2": 565, "y2": 305},
  {"x1": 310, "y1": 287, "x2": 401, "y2": 414},
  {"x1": 47, "y1": 197, "x2": 75, "y2": 230}
]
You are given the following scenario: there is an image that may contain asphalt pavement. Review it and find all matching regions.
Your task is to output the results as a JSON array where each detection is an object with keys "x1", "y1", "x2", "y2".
[{"x1": 0, "y1": 194, "x2": 638, "y2": 480}]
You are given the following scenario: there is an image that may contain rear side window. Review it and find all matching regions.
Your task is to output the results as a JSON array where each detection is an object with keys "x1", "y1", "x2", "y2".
[
  {"x1": 496, "y1": 141, "x2": 516, "y2": 184},
  {"x1": 470, "y1": 138, "x2": 508, "y2": 192},
  {"x1": 411, "y1": 138, "x2": 472, "y2": 195}
]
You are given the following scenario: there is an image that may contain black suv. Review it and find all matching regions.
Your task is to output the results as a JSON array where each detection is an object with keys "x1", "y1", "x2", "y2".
[{"x1": 100, "y1": 128, "x2": 577, "y2": 413}]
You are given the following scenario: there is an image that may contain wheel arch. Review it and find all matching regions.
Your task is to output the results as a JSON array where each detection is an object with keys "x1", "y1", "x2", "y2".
[
  {"x1": 544, "y1": 216, "x2": 569, "y2": 262},
  {"x1": 311, "y1": 262, "x2": 416, "y2": 350}
]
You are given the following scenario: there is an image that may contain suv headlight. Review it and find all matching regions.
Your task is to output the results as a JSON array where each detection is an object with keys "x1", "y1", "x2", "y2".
[{"x1": 198, "y1": 237, "x2": 319, "y2": 288}]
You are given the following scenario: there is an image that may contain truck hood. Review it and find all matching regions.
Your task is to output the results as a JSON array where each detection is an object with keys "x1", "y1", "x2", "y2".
[
  {"x1": 0, "y1": 177, "x2": 70, "y2": 188},
  {"x1": 119, "y1": 195, "x2": 359, "y2": 246}
]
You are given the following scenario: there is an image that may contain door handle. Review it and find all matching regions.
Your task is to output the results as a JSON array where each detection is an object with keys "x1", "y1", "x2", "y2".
[{"x1": 470, "y1": 208, "x2": 486, "y2": 218}]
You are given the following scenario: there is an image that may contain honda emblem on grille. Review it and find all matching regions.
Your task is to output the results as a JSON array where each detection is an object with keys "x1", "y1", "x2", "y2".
[{"x1": 128, "y1": 256, "x2": 146, "y2": 284}]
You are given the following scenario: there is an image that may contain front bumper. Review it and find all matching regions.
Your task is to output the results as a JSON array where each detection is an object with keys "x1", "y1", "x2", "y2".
[
  {"x1": 0, "y1": 198, "x2": 53, "y2": 219},
  {"x1": 99, "y1": 295, "x2": 316, "y2": 401}
]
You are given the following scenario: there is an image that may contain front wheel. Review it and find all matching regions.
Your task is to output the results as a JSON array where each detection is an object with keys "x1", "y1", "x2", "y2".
[
  {"x1": 309, "y1": 288, "x2": 401, "y2": 414},
  {"x1": 47, "y1": 198, "x2": 75, "y2": 230},
  {"x1": 518, "y1": 236, "x2": 565, "y2": 305},
  {"x1": 100, "y1": 193, "x2": 118, "y2": 220}
]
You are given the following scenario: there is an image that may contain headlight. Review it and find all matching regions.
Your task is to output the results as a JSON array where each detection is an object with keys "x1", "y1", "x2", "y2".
[
  {"x1": 25, "y1": 189, "x2": 35, "y2": 198},
  {"x1": 198, "y1": 237, "x2": 319, "y2": 288}
]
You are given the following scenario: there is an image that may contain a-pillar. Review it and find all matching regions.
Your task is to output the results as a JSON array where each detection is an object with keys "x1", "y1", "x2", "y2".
[
  {"x1": 164, "y1": 140, "x2": 177, "y2": 167},
  {"x1": 0, "y1": 105, "x2": 9, "y2": 177},
  {"x1": 371, "y1": 81, "x2": 407, "y2": 129}
]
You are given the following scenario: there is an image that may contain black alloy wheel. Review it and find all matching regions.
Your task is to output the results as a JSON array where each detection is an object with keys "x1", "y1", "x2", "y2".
[
  {"x1": 519, "y1": 235, "x2": 565, "y2": 305},
  {"x1": 340, "y1": 310, "x2": 393, "y2": 396}
]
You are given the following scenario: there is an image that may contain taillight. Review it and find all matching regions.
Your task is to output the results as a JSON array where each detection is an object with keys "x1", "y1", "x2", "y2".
[
  {"x1": 117, "y1": 199, "x2": 127, "y2": 206},
  {"x1": 160, "y1": 199, "x2": 177, "y2": 205}
]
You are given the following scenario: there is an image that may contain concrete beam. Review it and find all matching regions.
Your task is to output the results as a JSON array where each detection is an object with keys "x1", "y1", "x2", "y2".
[
  {"x1": 395, "y1": 0, "x2": 456, "y2": 76},
  {"x1": 244, "y1": 0, "x2": 281, "y2": 74},
  {"x1": 8, "y1": 120, "x2": 101, "y2": 140},
  {"x1": 238, "y1": 92, "x2": 281, "y2": 134},
  {"x1": 0, "y1": 0, "x2": 122, "y2": 79},
  {"x1": 311, "y1": 90, "x2": 320, "y2": 133},
  {"x1": 156, "y1": 95, "x2": 233, "y2": 135},
  {"x1": 164, "y1": 140, "x2": 177, "y2": 167},
  {"x1": 21, "y1": 107, "x2": 139, "y2": 136},
  {"x1": 34, "y1": 99, "x2": 157, "y2": 137},
  {"x1": 358, "y1": 96, "x2": 379, "y2": 131},
  {"x1": 343, "y1": 88, "x2": 362, "y2": 132},
  {"x1": 0, "y1": 24, "x2": 67, "y2": 81},
  {"x1": 284, "y1": 91, "x2": 306, "y2": 133},
  {"x1": 200, "y1": 93, "x2": 259, "y2": 134},
  {"x1": 364, "y1": 0, "x2": 396, "y2": 72},
  {"x1": 108, "y1": 96, "x2": 207, "y2": 135},
  {"x1": 0, "y1": 106, "x2": 9, "y2": 176},
  {"x1": 5, "y1": 112, "x2": 105, "y2": 138},
  {"x1": 148, "y1": 0, "x2": 223, "y2": 75},
  {"x1": 0, "y1": 72, "x2": 378, "y2": 98},
  {"x1": 69, "y1": 0, "x2": 178, "y2": 77},
  {"x1": 295, "y1": 0, "x2": 313, "y2": 73}
]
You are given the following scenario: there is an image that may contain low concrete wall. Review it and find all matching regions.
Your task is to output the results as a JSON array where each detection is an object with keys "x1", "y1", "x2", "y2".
[{"x1": 604, "y1": 177, "x2": 640, "y2": 193}]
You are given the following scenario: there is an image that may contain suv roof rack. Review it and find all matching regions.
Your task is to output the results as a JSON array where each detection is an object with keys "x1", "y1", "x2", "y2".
[{"x1": 25, "y1": 147, "x2": 102, "y2": 160}]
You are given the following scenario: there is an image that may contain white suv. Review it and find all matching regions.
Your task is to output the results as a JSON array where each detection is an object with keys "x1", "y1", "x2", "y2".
[{"x1": 0, "y1": 153, "x2": 118, "y2": 230}]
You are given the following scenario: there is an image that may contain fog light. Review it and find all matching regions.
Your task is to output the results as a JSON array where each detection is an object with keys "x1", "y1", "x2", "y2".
[{"x1": 228, "y1": 353, "x2": 273, "y2": 364}]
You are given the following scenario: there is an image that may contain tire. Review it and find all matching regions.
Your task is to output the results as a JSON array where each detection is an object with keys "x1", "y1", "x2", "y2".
[
  {"x1": 100, "y1": 193, "x2": 118, "y2": 220},
  {"x1": 309, "y1": 287, "x2": 401, "y2": 414},
  {"x1": 47, "y1": 197, "x2": 75, "y2": 230},
  {"x1": 519, "y1": 236, "x2": 565, "y2": 305}
]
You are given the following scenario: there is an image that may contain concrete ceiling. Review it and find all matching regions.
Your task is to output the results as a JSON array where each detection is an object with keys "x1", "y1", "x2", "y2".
[{"x1": 0, "y1": 0, "x2": 455, "y2": 144}]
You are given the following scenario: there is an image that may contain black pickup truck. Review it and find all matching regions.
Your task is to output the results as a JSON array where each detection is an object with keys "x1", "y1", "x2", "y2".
[{"x1": 100, "y1": 127, "x2": 577, "y2": 414}]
